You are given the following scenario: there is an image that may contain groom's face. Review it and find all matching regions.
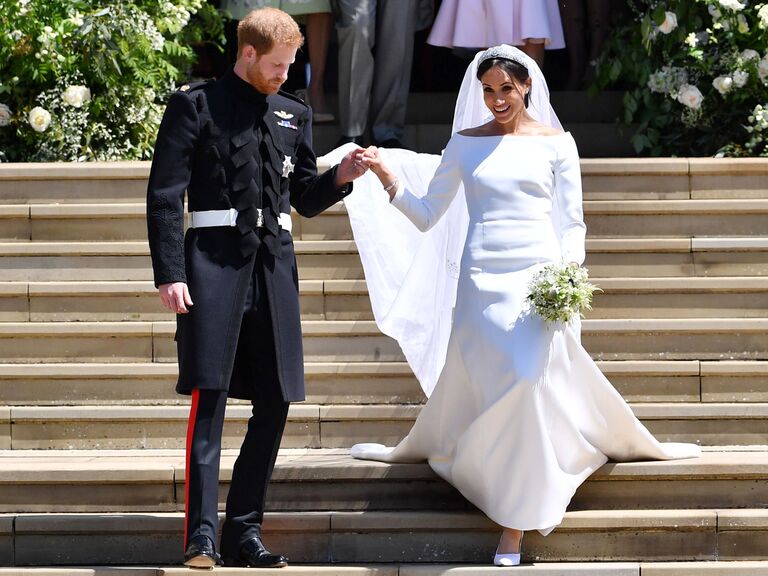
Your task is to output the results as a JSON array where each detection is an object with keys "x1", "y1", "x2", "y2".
[{"x1": 241, "y1": 43, "x2": 297, "y2": 95}]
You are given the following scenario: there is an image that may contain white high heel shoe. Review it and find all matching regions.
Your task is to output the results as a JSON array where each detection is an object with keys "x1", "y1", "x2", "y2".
[
  {"x1": 494, "y1": 531, "x2": 523, "y2": 566},
  {"x1": 493, "y1": 552, "x2": 521, "y2": 567}
]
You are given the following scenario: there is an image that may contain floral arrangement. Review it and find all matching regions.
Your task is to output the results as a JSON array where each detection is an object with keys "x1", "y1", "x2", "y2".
[
  {"x1": 0, "y1": 0, "x2": 225, "y2": 162},
  {"x1": 595, "y1": 0, "x2": 768, "y2": 156},
  {"x1": 527, "y1": 263, "x2": 600, "y2": 325}
]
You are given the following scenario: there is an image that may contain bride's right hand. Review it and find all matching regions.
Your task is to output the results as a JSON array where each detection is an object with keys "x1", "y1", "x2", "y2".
[{"x1": 362, "y1": 146, "x2": 399, "y2": 193}]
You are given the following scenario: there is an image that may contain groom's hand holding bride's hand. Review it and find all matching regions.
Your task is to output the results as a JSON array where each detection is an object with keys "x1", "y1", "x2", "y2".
[
  {"x1": 361, "y1": 146, "x2": 399, "y2": 200},
  {"x1": 335, "y1": 148, "x2": 369, "y2": 187}
]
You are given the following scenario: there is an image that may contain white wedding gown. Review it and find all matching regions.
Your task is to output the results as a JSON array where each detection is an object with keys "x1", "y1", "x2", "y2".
[{"x1": 327, "y1": 132, "x2": 701, "y2": 536}]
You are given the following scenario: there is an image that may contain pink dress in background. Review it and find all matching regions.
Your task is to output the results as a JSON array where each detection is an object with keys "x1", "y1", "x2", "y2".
[{"x1": 428, "y1": 0, "x2": 565, "y2": 50}]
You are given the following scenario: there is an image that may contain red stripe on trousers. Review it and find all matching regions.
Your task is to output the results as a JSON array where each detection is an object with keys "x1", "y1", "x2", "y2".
[{"x1": 184, "y1": 389, "x2": 200, "y2": 549}]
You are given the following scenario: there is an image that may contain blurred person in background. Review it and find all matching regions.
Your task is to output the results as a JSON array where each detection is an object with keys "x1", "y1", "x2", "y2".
[{"x1": 427, "y1": 0, "x2": 564, "y2": 69}]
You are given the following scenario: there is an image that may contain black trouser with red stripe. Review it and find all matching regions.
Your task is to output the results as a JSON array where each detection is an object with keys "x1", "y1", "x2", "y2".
[{"x1": 184, "y1": 253, "x2": 290, "y2": 557}]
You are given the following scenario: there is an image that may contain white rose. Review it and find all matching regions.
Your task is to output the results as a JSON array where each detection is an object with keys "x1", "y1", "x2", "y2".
[
  {"x1": 719, "y1": 0, "x2": 746, "y2": 10},
  {"x1": 713, "y1": 75, "x2": 734, "y2": 95},
  {"x1": 677, "y1": 84, "x2": 704, "y2": 109},
  {"x1": 759, "y1": 5, "x2": 768, "y2": 28},
  {"x1": 0, "y1": 104, "x2": 11, "y2": 127},
  {"x1": 742, "y1": 49, "x2": 760, "y2": 61},
  {"x1": 759, "y1": 56, "x2": 768, "y2": 81},
  {"x1": 62, "y1": 85, "x2": 91, "y2": 108},
  {"x1": 658, "y1": 11, "x2": 678, "y2": 34},
  {"x1": 733, "y1": 70, "x2": 749, "y2": 87},
  {"x1": 28, "y1": 106, "x2": 51, "y2": 132},
  {"x1": 737, "y1": 13, "x2": 750, "y2": 33}
]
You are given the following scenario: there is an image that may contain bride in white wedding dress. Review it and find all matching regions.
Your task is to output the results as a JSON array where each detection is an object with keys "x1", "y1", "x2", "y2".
[{"x1": 328, "y1": 45, "x2": 701, "y2": 566}]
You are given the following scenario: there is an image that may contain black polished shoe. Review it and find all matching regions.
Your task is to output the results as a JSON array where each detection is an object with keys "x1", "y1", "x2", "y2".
[
  {"x1": 183, "y1": 534, "x2": 220, "y2": 569},
  {"x1": 223, "y1": 536, "x2": 288, "y2": 568},
  {"x1": 335, "y1": 135, "x2": 364, "y2": 148}
]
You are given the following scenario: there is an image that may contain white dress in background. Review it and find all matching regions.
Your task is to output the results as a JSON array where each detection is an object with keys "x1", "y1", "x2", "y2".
[
  {"x1": 346, "y1": 132, "x2": 700, "y2": 536},
  {"x1": 428, "y1": 0, "x2": 565, "y2": 50}
]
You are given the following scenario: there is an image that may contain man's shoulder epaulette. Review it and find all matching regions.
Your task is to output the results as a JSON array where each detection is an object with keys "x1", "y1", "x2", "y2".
[
  {"x1": 276, "y1": 90, "x2": 310, "y2": 110},
  {"x1": 177, "y1": 79, "x2": 214, "y2": 94}
]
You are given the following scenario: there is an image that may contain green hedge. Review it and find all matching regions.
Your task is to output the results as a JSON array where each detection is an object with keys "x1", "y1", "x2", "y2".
[{"x1": 0, "y1": 0, "x2": 225, "y2": 161}]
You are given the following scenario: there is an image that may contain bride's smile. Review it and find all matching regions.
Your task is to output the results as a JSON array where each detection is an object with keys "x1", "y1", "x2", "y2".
[{"x1": 481, "y1": 66, "x2": 531, "y2": 126}]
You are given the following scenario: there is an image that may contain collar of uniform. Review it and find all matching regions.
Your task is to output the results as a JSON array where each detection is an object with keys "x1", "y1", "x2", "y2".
[{"x1": 223, "y1": 68, "x2": 268, "y2": 106}]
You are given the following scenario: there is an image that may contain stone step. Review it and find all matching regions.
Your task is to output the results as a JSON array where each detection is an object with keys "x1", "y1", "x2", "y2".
[
  {"x1": 2, "y1": 277, "x2": 767, "y2": 322},
  {"x1": 1, "y1": 564, "x2": 768, "y2": 576},
  {"x1": 0, "y1": 447, "x2": 764, "y2": 513},
  {"x1": 1, "y1": 508, "x2": 766, "y2": 565},
  {"x1": 2, "y1": 402, "x2": 767, "y2": 450},
  {"x1": 0, "y1": 319, "x2": 766, "y2": 365},
  {"x1": 4, "y1": 198, "x2": 767, "y2": 242},
  {"x1": 2, "y1": 360, "x2": 765, "y2": 406},
  {"x1": 1, "y1": 238, "x2": 767, "y2": 281},
  {"x1": 1, "y1": 159, "x2": 765, "y2": 204}
]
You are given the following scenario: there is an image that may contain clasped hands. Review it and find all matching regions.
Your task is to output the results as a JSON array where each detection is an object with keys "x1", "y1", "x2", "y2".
[{"x1": 335, "y1": 146, "x2": 398, "y2": 199}]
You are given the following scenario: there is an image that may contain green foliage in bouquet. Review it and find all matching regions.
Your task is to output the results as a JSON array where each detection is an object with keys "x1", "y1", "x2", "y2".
[
  {"x1": 527, "y1": 263, "x2": 600, "y2": 325},
  {"x1": 594, "y1": 0, "x2": 768, "y2": 156},
  {"x1": 0, "y1": 0, "x2": 225, "y2": 161}
]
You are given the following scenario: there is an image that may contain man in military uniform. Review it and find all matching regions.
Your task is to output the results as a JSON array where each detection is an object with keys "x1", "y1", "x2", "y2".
[{"x1": 146, "y1": 7, "x2": 367, "y2": 569}]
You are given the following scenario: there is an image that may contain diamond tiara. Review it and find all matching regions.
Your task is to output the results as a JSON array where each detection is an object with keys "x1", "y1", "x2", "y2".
[{"x1": 478, "y1": 45, "x2": 531, "y2": 70}]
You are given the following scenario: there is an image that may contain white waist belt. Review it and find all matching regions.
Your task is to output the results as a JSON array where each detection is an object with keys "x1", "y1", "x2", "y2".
[{"x1": 189, "y1": 208, "x2": 292, "y2": 234}]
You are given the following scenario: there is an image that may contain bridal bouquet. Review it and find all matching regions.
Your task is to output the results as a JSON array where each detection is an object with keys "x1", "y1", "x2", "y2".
[{"x1": 527, "y1": 263, "x2": 600, "y2": 324}]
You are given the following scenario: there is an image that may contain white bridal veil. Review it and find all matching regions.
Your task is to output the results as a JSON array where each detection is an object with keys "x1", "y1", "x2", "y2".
[{"x1": 321, "y1": 45, "x2": 561, "y2": 397}]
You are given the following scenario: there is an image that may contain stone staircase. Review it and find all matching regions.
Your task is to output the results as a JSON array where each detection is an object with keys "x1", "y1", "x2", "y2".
[{"x1": 0, "y1": 157, "x2": 767, "y2": 575}]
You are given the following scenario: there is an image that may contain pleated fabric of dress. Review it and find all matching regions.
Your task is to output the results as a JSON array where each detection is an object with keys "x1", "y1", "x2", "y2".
[
  {"x1": 428, "y1": 0, "x2": 565, "y2": 50},
  {"x1": 345, "y1": 133, "x2": 700, "y2": 536}
]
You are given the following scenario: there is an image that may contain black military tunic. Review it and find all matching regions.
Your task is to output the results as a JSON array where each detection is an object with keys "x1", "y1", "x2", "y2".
[{"x1": 147, "y1": 69, "x2": 351, "y2": 402}]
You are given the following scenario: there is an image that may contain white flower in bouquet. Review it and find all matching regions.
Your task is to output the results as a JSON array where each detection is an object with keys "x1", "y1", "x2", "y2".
[
  {"x1": 758, "y1": 4, "x2": 768, "y2": 28},
  {"x1": 527, "y1": 263, "x2": 600, "y2": 325},
  {"x1": 658, "y1": 12, "x2": 678, "y2": 34},
  {"x1": 737, "y1": 13, "x2": 750, "y2": 33},
  {"x1": 685, "y1": 32, "x2": 699, "y2": 47},
  {"x1": 751, "y1": 104, "x2": 768, "y2": 129},
  {"x1": 713, "y1": 75, "x2": 734, "y2": 94},
  {"x1": 0, "y1": 104, "x2": 12, "y2": 127},
  {"x1": 719, "y1": 0, "x2": 746, "y2": 11},
  {"x1": 647, "y1": 66, "x2": 688, "y2": 95},
  {"x1": 741, "y1": 49, "x2": 761, "y2": 62},
  {"x1": 759, "y1": 56, "x2": 768, "y2": 82},
  {"x1": 62, "y1": 85, "x2": 91, "y2": 108},
  {"x1": 28, "y1": 106, "x2": 51, "y2": 132},
  {"x1": 733, "y1": 70, "x2": 749, "y2": 87},
  {"x1": 677, "y1": 84, "x2": 704, "y2": 109},
  {"x1": 709, "y1": 4, "x2": 723, "y2": 20}
]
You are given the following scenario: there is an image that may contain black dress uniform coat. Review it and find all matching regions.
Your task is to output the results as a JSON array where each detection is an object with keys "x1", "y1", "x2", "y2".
[{"x1": 147, "y1": 69, "x2": 351, "y2": 402}]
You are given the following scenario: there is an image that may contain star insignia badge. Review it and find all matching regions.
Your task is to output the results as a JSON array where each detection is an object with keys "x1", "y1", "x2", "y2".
[
  {"x1": 274, "y1": 110, "x2": 294, "y2": 120},
  {"x1": 282, "y1": 155, "x2": 295, "y2": 178}
]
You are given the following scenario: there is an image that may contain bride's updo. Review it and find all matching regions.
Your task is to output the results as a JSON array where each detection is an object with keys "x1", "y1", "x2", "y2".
[{"x1": 476, "y1": 57, "x2": 531, "y2": 108}]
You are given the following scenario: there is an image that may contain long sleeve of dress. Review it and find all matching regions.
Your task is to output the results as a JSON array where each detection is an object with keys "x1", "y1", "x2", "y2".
[
  {"x1": 554, "y1": 134, "x2": 586, "y2": 265},
  {"x1": 391, "y1": 138, "x2": 462, "y2": 232}
]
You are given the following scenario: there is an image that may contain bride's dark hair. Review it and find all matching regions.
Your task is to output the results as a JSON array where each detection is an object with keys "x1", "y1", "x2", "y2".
[{"x1": 476, "y1": 58, "x2": 531, "y2": 108}]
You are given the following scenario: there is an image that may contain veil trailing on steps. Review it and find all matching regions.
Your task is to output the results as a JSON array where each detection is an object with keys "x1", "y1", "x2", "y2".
[{"x1": 320, "y1": 46, "x2": 562, "y2": 398}]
